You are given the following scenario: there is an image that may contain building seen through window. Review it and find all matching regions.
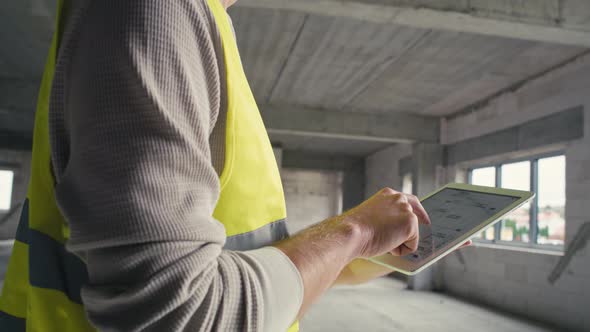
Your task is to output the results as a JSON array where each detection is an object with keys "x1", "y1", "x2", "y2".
[
  {"x1": 468, "y1": 154, "x2": 566, "y2": 248},
  {"x1": 470, "y1": 167, "x2": 495, "y2": 240},
  {"x1": 500, "y1": 161, "x2": 531, "y2": 243}
]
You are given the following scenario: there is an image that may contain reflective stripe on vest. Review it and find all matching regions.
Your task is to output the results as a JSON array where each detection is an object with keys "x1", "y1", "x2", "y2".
[{"x1": 0, "y1": 0, "x2": 297, "y2": 331}]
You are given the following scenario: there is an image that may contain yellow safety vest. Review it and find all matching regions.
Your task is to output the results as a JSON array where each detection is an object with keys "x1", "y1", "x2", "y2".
[{"x1": 0, "y1": 0, "x2": 298, "y2": 330}]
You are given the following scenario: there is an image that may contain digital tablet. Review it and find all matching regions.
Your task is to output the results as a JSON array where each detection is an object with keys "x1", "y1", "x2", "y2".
[{"x1": 367, "y1": 183, "x2": 534, "y2": 275}]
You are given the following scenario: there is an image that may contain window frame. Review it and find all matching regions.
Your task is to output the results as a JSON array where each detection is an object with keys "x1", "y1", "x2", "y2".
[{"x1": 467, "y1": 151, "x2": 565, "y2": 252}]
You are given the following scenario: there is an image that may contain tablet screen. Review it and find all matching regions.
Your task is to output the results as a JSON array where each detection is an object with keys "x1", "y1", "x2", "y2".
[{"x1": 403, "y1": 188, "x2": 520, "y2": 263}]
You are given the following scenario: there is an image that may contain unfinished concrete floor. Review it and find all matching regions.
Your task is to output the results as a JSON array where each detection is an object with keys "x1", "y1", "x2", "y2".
[{"x1": 300, "y1": 277, "x2": 556, "y2": 332}]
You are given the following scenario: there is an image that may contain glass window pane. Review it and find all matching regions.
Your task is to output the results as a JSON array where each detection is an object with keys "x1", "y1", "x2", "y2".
[
  {"x1": 500, "y1": 161, "x2": 531, "y2": 243},
  {"x1": 537, "y1": 156, "x2": 566, "y2": 246},
  {"x1": 470, "y1": 167, "x2": 496, "y2": 239},
  {"x1": 481, "y1": 226, "x2": 495, "y2": 240},
  {"x1": 471, "y1": 167, "x2": 495, "y2": 187},
  {"x1": 0, "y1": 170, "x2": 14, "y2": 210}
]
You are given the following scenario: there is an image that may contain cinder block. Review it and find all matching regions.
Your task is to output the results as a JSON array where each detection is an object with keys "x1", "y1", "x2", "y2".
[
  {"x1": 567, "y1": 160, "x2": 590, "y2": 182},
  {"x1": 567, "y1": 291, "x2": 590, "y2": 310},
  {"x1": 528, "y1": 298, "x2": 584, "y2": 331},
  {"x1": 470, "y1": 246, "x2": 496, "y2": 261},
  {"x1": 471, "y1": 281, "x2": 506, "y2": 308},
  {"x1": 541, "y1": 253, "x2": 561, "y2": 266},
  {"x1": 501, "y1": 293, "x2": 529, "y2": 316},
  {"x1": 443, "y1": 277, "x2": 473, "y2": 298},
  {"x1": 442, "y1": 268, "x2": 477, "y2": 291},
  {"x1": 563, "y1": 255, "x2": 590, "y2": 276},
  {"x1": 504, "y1": 263, "x2": 528, "y2": 283},
  {"x1": 494, "y1": 250, "x2": 552, "y2": 269},
  {"x1": 526, "y1": 266, "x2": 554, "y2": 288},
  {"x1": 553, "y1": 272, "x2": 589, "y2": 293},
  {"x1": 442, "y1": 254, "x2": 465, "y2": 269},
  {"x1": 567, "y1": 141, "x2": 590, "y2": 161},
  {"x1": 473, "y1": 259, "x2": 505, "y2": 277},
  {"x1": 565, "y1": 199, "x2": 590, "y2": 219},
  {"x1": 482, "y1": 287, "x2": 506, "y2": 307},
  {"x1": 566, "y1": 182, "x2": 590, "y2": 202},
  {"x1": 475, "y1": 273, "x2": 509, "y2": 295},
  {"x1": 457, "y1": 246, "x2": 479, "y2": 261}
]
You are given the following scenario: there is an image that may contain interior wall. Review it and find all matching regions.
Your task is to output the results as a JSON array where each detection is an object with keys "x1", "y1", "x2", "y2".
[
  {"x1": 439, "y1": 55, "x2": 590, "y2": 331},
  {"x1": 281, "y1": 150, "x2": 365, "y2": 211},
  {"x1": 281, "y1": 168, "x2": 343, "y2": 234},
  {"x1": 0, "y1": 149, "x2": 31, "y2": 240}
]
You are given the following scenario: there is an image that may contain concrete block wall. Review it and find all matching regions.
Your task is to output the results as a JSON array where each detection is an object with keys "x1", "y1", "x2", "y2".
[
  {"x1": 281, "y1": 168, "x2": 343, "y2": 234},
  {"x1": 0, "y1": 149, "x2": 31, "y2": 240},
  {"x1": 440, "y1": 54, "x2": 590, "y2": 331}
]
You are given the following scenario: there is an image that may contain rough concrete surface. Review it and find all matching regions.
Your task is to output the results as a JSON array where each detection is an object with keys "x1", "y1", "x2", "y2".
[{"x1": 301, "y1": 277, "x2": 557, "y2": 332}]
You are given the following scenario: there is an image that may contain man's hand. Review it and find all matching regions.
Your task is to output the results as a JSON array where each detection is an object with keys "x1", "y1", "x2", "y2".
[
  {"x1": 341, "y1": 188, "x2": 431, "y2": 258},
  {"x1": 335, "y1": 240, "x2": 473, "y2": 286},
  {"x1": 275, "y1": 187, "x2": 441, "y2": 319},
  {"x1": 333, "y1": 188, "x2": 471, "y2": 285}
]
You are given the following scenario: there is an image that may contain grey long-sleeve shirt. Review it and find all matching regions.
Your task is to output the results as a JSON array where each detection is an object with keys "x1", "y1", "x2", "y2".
[{"x1": 48, "y1": 0, "x2": 303, "y2": 331}]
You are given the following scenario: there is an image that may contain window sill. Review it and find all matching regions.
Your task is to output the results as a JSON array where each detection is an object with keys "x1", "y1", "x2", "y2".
[{"x1": 473, "y1": 240, "x2": 564, "y2": 256}]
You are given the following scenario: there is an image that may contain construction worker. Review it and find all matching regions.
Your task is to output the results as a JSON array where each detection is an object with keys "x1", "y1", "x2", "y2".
[{"x1": 0, "y1": 0, "x2": 469, "y2": 331}]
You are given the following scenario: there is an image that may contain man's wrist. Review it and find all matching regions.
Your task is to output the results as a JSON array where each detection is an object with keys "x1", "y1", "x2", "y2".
[
  {"x1": 272, "y1": 214, "x2": 372, "y2": 319},
  {"x1": 274, "y1": 215, "x2": 366, "y2": 271},
  {"x1": 330, "y1": 215, "x2": 368, "y2": 262}
]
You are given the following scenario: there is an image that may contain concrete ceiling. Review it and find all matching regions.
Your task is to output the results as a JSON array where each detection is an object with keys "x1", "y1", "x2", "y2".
[
  {"x1": 230, "y1": 6, "x2": 586, "y2": 116},
  {"x1": 0, "y1": 0, "x2": 54, "y2": 115},
  {"x1": 1, "y1": 0, "x2": 590, "y2": 157},
  {"x1": 271, "y1": 132, "x2": 393, "y2": 157}
]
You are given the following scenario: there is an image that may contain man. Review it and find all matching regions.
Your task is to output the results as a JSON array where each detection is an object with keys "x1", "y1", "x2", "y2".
[{"x1": 0, "y1": 0, "x2": 468, "y2": 331}]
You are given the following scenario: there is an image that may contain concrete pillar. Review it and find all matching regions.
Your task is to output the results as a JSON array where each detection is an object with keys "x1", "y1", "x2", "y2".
[
  {"x1": 342, "y1": 162, "x2": 365, "y2": 211},
  {"x1": 408, "y1": 143, "x2": 443, "y2": 291}
]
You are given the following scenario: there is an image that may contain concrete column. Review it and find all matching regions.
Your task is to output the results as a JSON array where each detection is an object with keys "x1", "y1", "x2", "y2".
[
  {"x1": 342, "y1": 162, "x2": 365, "y2": 211},
  {"x1": 364, "y1": 144, "x2": 413, "y2": 199},
  {"x1": 408, "y1": 143, "x2": 443, "y2": 291}
]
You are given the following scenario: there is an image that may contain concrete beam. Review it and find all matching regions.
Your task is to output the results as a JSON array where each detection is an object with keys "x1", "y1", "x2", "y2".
[
  {"x1": 281, "y1": 149, "x2": 363, "y2": 171},
  {"x1": 445, "y1": 106, "x2": 584, "y2": 165},
  {"x1": 237, "y1": 0, "x2": 590, "y2": 47},
  {"x1": 261, "y1": 104, "x2": 439, "y2": 143},
  {"x1": 2, "y1": 102, "x2": 438, "y2": 152}
]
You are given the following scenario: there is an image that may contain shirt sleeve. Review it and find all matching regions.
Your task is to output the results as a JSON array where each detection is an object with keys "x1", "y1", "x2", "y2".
[{"x1": 52, "y1": 0, "x2": 303, "y2": 331}]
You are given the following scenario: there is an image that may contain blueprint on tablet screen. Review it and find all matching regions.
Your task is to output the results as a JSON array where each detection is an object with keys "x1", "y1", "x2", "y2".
[{"x1": 403, "y1": 188, "x2": 519, "y2": 262}]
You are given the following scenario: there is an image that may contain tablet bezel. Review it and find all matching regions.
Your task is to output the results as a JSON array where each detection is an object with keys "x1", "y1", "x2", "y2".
[{"x1": 367, "y1": 183, "x2": 535, "y2": 275}]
